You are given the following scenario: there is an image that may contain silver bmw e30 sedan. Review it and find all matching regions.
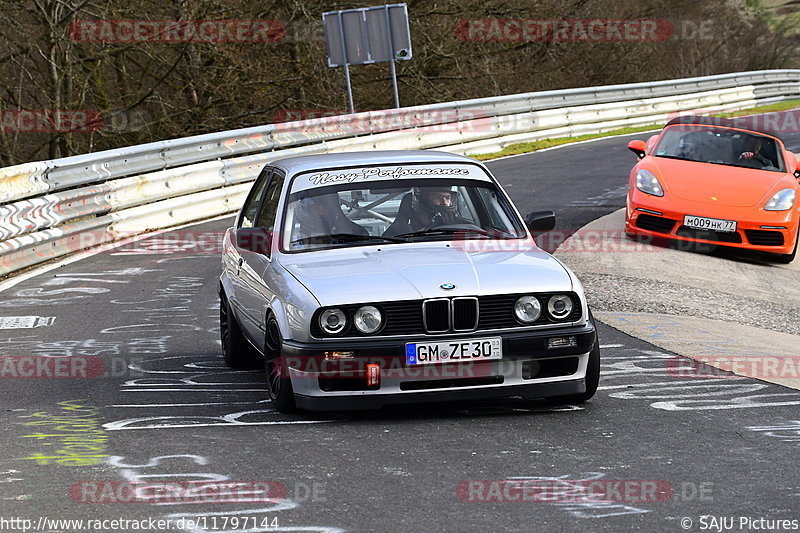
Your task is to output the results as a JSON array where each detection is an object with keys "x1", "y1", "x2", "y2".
[{"x1": 219, "y1": 150, "x2": 599, "y2": 412}]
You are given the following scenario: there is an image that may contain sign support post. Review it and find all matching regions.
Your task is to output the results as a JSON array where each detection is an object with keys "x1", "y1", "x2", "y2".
[
  {"x1": 336, "y1": 11, "x2": 356, "y2": 114},
  {"x1": 383, "y1": 5, "x2": 400, "y2": 109},
  {"x1": 323, "y1": 3, "x2": 412, "y2": 113}
]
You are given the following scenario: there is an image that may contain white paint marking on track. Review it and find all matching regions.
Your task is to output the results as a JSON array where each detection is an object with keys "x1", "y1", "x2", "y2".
[
  {"x1": 104, "y1": 420, "x2": 335, "y2": 430},
  {"x1": 121, "y1": 388, "x2": 267, "y2": 392},
  {"x1": 109, "y1": 402, "x2": 268, "y2": 408},
  {"x1": 598, "y1": 378, "x2": 744, "y2": 391},
  {"x1": 599, "y1": 344, "x2": 624, "y2": 348},
  {"x1": 0, "y1": 316, "x2": 55, "y2": 329},
  {"x1": 0, "y1": 214, "x2": 234, "y2": 294}
]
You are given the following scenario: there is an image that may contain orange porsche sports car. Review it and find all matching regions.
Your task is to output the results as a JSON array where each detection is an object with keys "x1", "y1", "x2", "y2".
[{"x1": 625, "y1": 116, "x2": 800, "y2": 263}]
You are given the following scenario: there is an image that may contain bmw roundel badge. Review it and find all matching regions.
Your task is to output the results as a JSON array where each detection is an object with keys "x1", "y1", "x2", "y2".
[{"x1": 439, "y1": 283, "x2": 456, "y2": 290}]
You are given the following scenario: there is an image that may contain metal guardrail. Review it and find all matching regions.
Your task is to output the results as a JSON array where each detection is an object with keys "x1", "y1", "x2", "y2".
[{"x1": 1, "y1": 69, "x2": 799, "y2": 277}]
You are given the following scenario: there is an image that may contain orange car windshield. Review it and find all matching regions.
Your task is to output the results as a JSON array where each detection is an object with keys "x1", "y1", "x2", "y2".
[{"x1": 653, "y1": 126, "x2": 785, "y2": 172}]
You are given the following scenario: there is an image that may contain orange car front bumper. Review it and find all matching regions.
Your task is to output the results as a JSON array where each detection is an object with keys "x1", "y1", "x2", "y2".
[{"x1": 625, "y1": 191, "x2": 799, "y2": 255}]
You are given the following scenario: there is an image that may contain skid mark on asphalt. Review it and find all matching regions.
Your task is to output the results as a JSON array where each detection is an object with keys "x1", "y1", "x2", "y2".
[
  {"x1": 746, "y1": 420, "x2": 800, "y2": 448},
  {"x1": 106, "y1": 455, "x2": 343, "y2": 533},
  {"x1": 106, "y1": 356, "x2": 343, "y2": 429},
  {"x1": 597, "y1": 346, "x2": 800, "y2": 411},
  {"x1": 498, "y1": 473, "x2": 651, "y2": 518},
  {"x1": 568, "y1": 185, "x2": 628, "y2": 207}
]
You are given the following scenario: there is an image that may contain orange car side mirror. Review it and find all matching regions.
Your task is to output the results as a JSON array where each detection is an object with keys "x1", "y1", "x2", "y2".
[
  {"x1": 789, "y1": 152, "x2": 800, "y2": 179},
  {"x1": 785, "y1": 152, "x2": 800, "y2": 178},
  {"x1": 627, "y1": 140, "x2": 646, "y2": 159}
]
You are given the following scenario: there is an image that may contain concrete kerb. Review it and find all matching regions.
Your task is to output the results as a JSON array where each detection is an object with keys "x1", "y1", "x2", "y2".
[{"x1": 555, "y1": 209, "x2": 800, "y2": 390}]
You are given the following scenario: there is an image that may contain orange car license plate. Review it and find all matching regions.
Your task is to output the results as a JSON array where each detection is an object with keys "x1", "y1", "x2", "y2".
[{"x1": 683, "y1": 215, "x2": 737, "y2": 233}]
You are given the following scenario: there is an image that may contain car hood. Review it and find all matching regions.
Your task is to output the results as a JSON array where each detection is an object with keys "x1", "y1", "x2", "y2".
[
  {"x1": 278, "y1": 242, "x2": 573, "y2": 306},
  {"x1": 647, "y1": 157, "x2": 787, "y2": 207}
]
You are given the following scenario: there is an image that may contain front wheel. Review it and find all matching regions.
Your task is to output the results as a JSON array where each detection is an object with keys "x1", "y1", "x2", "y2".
[
  {"x1": 264, "y1": 317, "x2": 297, "y2": 413},
  {"x1": 220, "y1": 292, "x2": 260, "y2": 369}
]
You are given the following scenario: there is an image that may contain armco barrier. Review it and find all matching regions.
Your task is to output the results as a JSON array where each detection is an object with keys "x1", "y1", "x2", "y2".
[{"x1": 0, "y1": 70, "x2": 798, "y2": 277}]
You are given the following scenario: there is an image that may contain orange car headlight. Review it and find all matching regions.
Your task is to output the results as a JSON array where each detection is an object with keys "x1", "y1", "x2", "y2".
[
  {"x1": 764, "y1": 188, "x2": 796, "y2": 211},
  {"x1": 635, "y1": 170, "x2": 664, "y2": 197}
]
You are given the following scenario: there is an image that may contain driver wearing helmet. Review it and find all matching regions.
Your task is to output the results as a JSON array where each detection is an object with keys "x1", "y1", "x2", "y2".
[{"x1": 383, "y1": 186, "x2": 468, "y2": 237}]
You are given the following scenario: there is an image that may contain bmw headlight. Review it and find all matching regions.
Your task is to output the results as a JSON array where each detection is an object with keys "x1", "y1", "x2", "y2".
[
  {"x1": 547, "y1": 295, "x2": 574, "y2": 320},
  {"x1": 764, "y1": 188, "x2": 796, "y2": 211},
  {"x1": 320, "y1": 308, "x2": 346, "y2": 334},
  {"x1": 354, "y1": 305, "x2": 382, "y2": 334},
  {"x1": 636, "y1": 169, "x2": 664, "y2": 197},
  {"x1": 514, "y1": 296, "x2": 541, "y2": 324}
]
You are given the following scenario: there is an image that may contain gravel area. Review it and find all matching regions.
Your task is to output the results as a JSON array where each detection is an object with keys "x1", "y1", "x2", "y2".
[{"x1": 580, "y1": 272, "x2": 800, "y2": 336}]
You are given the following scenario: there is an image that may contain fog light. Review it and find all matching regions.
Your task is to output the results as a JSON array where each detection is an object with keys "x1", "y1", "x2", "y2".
[
  {"x1": 324, "y1": 351, "x2": 355, "y2": 360},
  {"x1": 548, "y1": 336, "x2": 577, "y2": 349},
  {"x1": 366, "y1": 364, "x2": 381, "y2": 388}
]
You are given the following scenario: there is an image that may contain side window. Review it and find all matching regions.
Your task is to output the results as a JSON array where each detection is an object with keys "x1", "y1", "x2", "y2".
[
  {"x1": 256, "y1": 173, "x2": 284, "y2": 232},
  {"x1": 239, "y1": 169, "x2": 272, "y2": 228}
]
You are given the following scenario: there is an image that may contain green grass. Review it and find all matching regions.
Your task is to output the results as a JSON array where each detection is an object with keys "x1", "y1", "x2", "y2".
[
  {"x1": 474, "y1": 99, "x2": 800, "y2": 161},
  {"x1": 472, "y1": 125, "x2": 660, "y2": 161},
  {"x1": 712, "y1": 99, "x2": 800, "y2": 118}
]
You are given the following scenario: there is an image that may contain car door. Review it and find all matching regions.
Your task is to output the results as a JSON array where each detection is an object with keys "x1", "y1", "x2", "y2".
[
  {"x1": 227, "y1": 167, "x2": 273, "y2": 342},
  {"x1": 236, "y1": 169, "x2": 285, "y2": 343}
]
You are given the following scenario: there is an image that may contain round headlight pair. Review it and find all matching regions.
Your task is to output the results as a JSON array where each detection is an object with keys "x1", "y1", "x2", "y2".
[
  {"x1": 513, "y1": 294, "x2": 574, "y2": 324},
  {"x1": 319, "y1": 306, "x2": 383, "y2": 335}
]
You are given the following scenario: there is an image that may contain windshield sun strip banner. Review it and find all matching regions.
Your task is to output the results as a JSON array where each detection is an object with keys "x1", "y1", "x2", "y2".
[{"x1": 290, "y1": 164, "x2": 493, "y2": 193}]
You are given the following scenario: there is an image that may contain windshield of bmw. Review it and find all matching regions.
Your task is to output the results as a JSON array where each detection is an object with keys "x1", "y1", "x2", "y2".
[
  {"x1": 653, "y1": 126, "x2": 784, "y2": 172},
  {"x1": 281, "y1": 164, "x2": 527, "y2": 252}
]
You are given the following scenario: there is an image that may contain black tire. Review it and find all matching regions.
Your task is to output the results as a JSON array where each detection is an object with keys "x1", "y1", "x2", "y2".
[
  {"x1": 546, "y1": 314, "x2": 600, "y2": 404},
  {"x1": 774, "y1": 227, "x2": 798, "y2": 264},
  {"x1": 264, "y1": 317, "x2": 297, "y2": 413},
  {"x1": 219, "y1": 292, "x2": 261, "y2": 370}
]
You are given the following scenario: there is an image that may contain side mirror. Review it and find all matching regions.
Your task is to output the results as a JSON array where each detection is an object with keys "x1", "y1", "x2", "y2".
[
  {"x1": 525, "y1": 210, "x2": 556, "y2": 237},
  {"x1": 235, "y1": 227, "x2": 272, "y2": 255},
  {"x1": 786, "y1": 152, "x2": 800, "y2": 178},
  {"x1": 627, "y1": 140, "x2": 646, "y2": 159}
]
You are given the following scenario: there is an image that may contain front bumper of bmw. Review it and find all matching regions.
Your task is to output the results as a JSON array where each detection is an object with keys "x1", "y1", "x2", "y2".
[{"x1": 279, "y1": 323, "x2": 597, "y2": 411}]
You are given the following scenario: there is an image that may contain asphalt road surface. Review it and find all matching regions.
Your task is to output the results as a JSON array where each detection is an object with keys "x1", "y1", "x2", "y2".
[{"x1": 1, "y1": 129, "x2": 799, "y2": 533}]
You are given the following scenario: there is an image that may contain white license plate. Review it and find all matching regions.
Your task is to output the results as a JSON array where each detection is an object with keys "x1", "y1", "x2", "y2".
[
  {"x1": 405, "y1": 337, "x2": 502, "y2": 366},
  {"x1": 683, "y1": 215, "x2": 737, "y2": 233}
]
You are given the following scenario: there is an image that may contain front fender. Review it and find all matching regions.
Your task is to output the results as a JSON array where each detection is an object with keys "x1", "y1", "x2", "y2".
[{"x1": 267, "y1": 259, "x2": 321, "y2": 343}]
